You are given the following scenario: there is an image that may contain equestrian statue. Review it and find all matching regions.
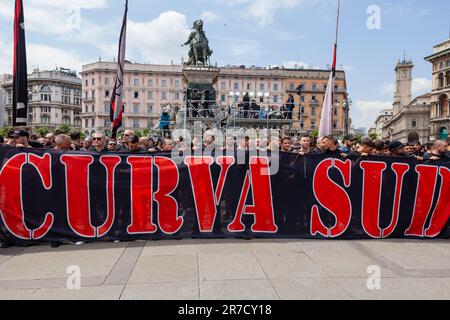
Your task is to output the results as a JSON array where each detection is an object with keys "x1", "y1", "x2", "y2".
[{"x1": 182, "y1": 20, "x2": 213, "y2": 66}]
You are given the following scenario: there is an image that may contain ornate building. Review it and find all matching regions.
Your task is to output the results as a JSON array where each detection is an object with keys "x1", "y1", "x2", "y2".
[
  {"x1": 381, "y1": 59, "x2": 431, "y2": 144},
  {"x1": 374, "y1": 109, "x2": 394, "y2": 139},
  {"x1": 0, "y1": 82, "x2": 5, "y2": 127},
  {"x1": 283, "y1": 69, "x2": 349, "y2": 137},
  {"x1": 81, "y1": 61, "x2": 350, "y2": 137},
  {"x1": 1, "y1": 69, "x2": 82, "y2": 131},
  {"x1": 425, "y1": 38, "x2": 450, "y2": 140},
  {"x1": 80, "y1": 62, "x2": 183, "y2": 137}
]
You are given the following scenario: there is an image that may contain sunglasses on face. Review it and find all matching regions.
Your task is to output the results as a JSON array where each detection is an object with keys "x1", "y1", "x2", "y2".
[{"x1": 93, "y1": 137, "x2": 103, "y2": 141}]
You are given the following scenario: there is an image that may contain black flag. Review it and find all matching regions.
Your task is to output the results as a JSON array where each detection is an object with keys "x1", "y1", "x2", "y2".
[
  {"x1": 110, "y1": 0, "x2": 128, "y2": 139},
  {"x1": 12, "y1": 0, "x2": 28, "y2": 126}
]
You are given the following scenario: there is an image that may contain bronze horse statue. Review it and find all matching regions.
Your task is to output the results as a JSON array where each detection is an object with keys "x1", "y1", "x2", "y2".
[{"x1": 182, "y1": 20, "x2": 213, "y2": 66}]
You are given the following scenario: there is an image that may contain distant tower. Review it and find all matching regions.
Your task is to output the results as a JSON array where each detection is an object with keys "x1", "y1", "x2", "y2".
[{"x1": 393, "y1": 57, "x2": 413, "y2": 115}]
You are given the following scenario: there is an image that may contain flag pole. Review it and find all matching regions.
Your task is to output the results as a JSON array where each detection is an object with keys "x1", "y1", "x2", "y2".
[
  {"x1": 12, "y1": 0, "x2": 29, "y2": 127},
  {"x1": 335, "y1": 0, "x2": 341, "y2": 48},
  {"x1": 110, "y1": 0, "x2": 128, "y2": 140},
  {"x1": 318, "y1": 0, "x2": 341, "y2": 138}
]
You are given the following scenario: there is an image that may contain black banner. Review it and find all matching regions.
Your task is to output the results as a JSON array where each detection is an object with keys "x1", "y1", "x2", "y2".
[
  {"x1": 0, "y1": 146, "x2": 449, "y2": 244},
  {"x1": 12, "y1": 0, "x2": 28, "y2": 126}
]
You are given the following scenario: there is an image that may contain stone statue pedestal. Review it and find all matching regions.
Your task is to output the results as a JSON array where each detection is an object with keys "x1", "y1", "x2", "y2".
[
  {"x1": 182, "y1": 65, "x2": 220, "y2": 86},
  {"x1": 178, "y1": 66, "x2": 221, "y2": 131}
]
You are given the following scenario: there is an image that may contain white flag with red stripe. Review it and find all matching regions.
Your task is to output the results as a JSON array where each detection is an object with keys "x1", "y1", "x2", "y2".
[
  {"x1": 319, "y1": 0, "x2": 340, "y2": 138},
  {"x1": 319, "y1": 44, "x2": 337, "y2": 138},
  {"x1": 110, "y1": 0, "x2": 128, "y2": 139}
]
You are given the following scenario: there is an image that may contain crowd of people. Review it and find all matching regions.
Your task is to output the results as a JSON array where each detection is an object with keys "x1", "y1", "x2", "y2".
[{"x1": 0, "y1": 127, "x2": 449, "y2": 162}]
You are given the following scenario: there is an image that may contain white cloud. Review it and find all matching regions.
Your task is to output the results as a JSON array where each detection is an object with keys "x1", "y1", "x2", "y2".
[
  {"x1": 412, "y1": 78, "x2": 432, "y2": 96},
  {"x1": 229, "y1": 40, "x2": 260, "y2": 57},
  {"x1": 28, "y1": 0, "x2": 107, "y2": 9},
  {"x1": 200, "y1": 11, "x2": 220, "y2": 23},
  {"x1": 353, "y1": 100, "x2": 393, "y2": 128},
  {"x1": 127, "y1": 11, "x2": 190, "y2": 64},
  {"x1": 0, "y1": 43, "x2": 87, "y2": 75},
  {"x1": 0, "y1": 45, "x2": 13, "y2": 76},
  {"x1": 216, "y1": 0, "x2": 322, "y2": 26},
  {"x1": 382, "y1": 78, "x2": 432, "y2": 98},
  {"x1": 27, "y1": 44, "x2": 88, "y2": 72}
]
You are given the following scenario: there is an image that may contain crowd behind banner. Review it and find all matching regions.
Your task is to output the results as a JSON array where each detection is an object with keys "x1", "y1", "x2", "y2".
[
  {"x1": 1, "y1": 127, "x2": 449, "y2": 161},
  {"x1": 0, "y1": 126, "x2": 449, "y2": 247}
]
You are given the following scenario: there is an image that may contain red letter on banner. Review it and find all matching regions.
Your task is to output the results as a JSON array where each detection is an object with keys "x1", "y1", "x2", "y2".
[
  {"x1": 127, "y1": 156, "x2": 157, "y2": 234},
  {"x1": 360, "y1": 161, "x2": 409, "y2": 238},
  {"x1": 405, "y1": 165, "x2": 450, "y2": 238},
  {"x1": 405, "y1": 165, "x2": 439, "y2": 237},
  {"x1": 61, "y1": 155, "x2": 96, "y2": 238},
  {"x1": 310, "y1": 158, "x2": 352, "y2": 238},
  {"x1": 97, "y1": 156, "x2": 121, "y2": 237},
  {"x1": 228, "y1": 157, "x2": 277, "y2": 233},
  {"x1": 185, "y1": 156, "x2": 235, "y2": 232},
  {"x1": 425, "y1": 167, "x2": 450, "y2": 237},
  {"x1": 0, "y1": 153, "x2": 54, "y2": 240},
  {"x1": 154, "y1": 157, "x2": 182, "y2": 234}
]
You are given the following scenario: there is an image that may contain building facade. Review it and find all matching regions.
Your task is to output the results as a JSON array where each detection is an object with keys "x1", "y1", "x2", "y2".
[
  {"x1": 0, "y1": 81, "x2": 5, "y2": 127},
  {"x1": 1, "y1": 69, "x2": 82, "y2": 131},
  {"x1": 381, "y1": 59, "x2": 431, "y2": 144},
  {"x1": 283, "y1": 70, "x2": 349, "y2": 137},
  {"x1": 425, "y1": 38, "x2": 450, "y2": 140},
  {"x1": 374, "y1": 109, "x2": 394, "y2": 139},
  {"x1": 81, "y1": 61, "x2": 350, "y2": 137},
  {"x1": 80, "y1": 62, "x2": 182, "y2": 137}
]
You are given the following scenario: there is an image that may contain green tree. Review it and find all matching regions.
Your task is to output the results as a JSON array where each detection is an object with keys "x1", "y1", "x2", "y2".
[
  {"x1": 0, "y1": 127, "x2": 11, "y2": 137},
  {"x1": 310, "y1": 130, "x2": 319, "y2": 138},
  {"x1": 37, "y1": 127, "x2": 50, "y2": 137},
  {"x1": 58, "y1": 125, "x2": 71, "y2": 134},
  {"x1": 369, "y1": 133, "x2": 378, "y2": 141},
  {"x1": 355, "y1": 134, "x2": 363, "y2": 144}
]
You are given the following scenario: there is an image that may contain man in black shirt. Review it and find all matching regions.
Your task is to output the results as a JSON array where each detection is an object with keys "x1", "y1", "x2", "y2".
[
  {"x1": 92, "y1": 132, "x2": 109, "y2": 153},
  {"x1": 346, "y1": 138, "x2": 375, "y2": 160},
  {"x1": 127, "y1": 135, "x2": 147, "y2": 153},
  {"x1": 423, "y1": 140, "x2": 449, "y2": 161}
]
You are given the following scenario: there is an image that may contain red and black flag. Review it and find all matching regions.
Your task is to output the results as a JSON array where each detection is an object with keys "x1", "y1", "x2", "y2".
[
  {"x1": 12, "y1": 0, "x2": 28, "y2": 126},
  {"x1": 110, "y1": 0, "x2": 128, "y2": 139}
]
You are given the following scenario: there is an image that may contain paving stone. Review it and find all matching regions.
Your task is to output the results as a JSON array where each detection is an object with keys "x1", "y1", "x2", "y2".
[
  {"x1": 121, "y1": 281, "x2": 198, "y2": 300},
  {"x1": 200, "y1": 279, "x2": 279, "y2": 300},
  {"x1": 199, "y1": 254, "x2": 266, "y2": 281},
  {"x1": 128, "y1": 255, "x2": 198, "y2": 284}
]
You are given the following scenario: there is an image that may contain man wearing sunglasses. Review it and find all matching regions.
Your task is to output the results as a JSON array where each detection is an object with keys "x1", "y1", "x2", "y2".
[
  {"x1": 116, "y1": 130, "x2": 135, "y2": 152},
  {"x1": 92, "y1": 132, "x2": 109, "y2": 153}
]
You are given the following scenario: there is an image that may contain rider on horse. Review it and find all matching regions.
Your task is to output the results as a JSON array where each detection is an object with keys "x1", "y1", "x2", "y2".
[{"x1": 182, "y1": 20, "x2": 213, "y2": 66}]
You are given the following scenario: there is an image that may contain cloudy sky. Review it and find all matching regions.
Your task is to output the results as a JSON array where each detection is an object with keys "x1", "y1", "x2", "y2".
[{"x1": 0, "y1": 0, "x2": 449, "y2": 129}]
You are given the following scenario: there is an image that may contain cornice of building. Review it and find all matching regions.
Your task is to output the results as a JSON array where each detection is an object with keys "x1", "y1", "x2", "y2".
[{"x1": 80, "y1": 61, "x2": 347, "y2": 81}]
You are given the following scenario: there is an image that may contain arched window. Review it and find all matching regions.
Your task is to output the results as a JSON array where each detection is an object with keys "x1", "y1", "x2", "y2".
[
  {"x1": 439, "y1": 94, "x2": 449, "y2": 116},
  {"x1": 40, "y1": 85, "x2": 51, "y2": 92},
  {"x1": 74, "y1": 117, "x2": 82, "y2": 127},
  {"x1": 438, "y1": 73, "x2": 444, "y2": 88},
  {"x1": 40, "y1": 86, "x2": 52, "y2": 102},
  {"x1": 62, "y1": 116, "x2": 71, "y2": 125},
  {"x1": 41, "y1": 115, "x2": 50, "y2": 125},
  {"x1": 408, "y1": 132, "x2": 419, "y2": 143},
  {"x1": 438, "y1": 127, "x2": 448, "y2": 140}
]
